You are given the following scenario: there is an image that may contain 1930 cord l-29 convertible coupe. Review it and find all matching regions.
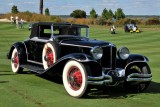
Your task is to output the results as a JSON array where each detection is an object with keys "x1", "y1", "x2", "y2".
[{"x1": 7, "y1": 22, "x2": 152, "y2": 98}]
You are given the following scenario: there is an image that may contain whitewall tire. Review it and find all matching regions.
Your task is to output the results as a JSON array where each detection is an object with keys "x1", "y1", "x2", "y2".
[
  {"x1": 42, "y1": 42, "x2": 56, "y2": 69},
  {"x1": 63, "y1": 60, "x2": 88, "y2": 98},
  {"x1": 11, "y1": 48, "x2": 23, "y2": 73}
]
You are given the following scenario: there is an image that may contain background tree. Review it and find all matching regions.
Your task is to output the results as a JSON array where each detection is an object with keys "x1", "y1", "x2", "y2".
[
  {"x1": 45, "y1": 8, "x2": 50, "y2": 16},
  {"x1": 115, "y1": 8, "x2": 125, "y2": 20},
  {"x1": 102, "y1": 8, "x2": 109, "y2": 20},
  {"x1": 70, "y1": 9, "x2": 86, "y2": 18},
  {"x1": 90, "y1": 8, "x2": 98, "y2": 18},
  {"x1": 108, "y1": 9, "x2": 114, "y2": 19},
  {"x1": 40, "y1": 0, "x2": 43, "y2": 14},
  {"x1": 11, "y1": 5, "x2": 19, "y2": 14}
]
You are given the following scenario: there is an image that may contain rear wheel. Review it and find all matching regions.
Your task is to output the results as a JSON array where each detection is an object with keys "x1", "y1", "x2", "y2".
[
  {"x1": 11, "y1": 48, "x2": 23, "y2": 73},
  {"x1": 124, "y1": 64, "x2": 151, "y2": 92},
  {"x1": 63, "y1": 60, "x2": 88, "y2": 98}
]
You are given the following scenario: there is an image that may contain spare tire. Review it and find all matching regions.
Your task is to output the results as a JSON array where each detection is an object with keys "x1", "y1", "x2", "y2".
[{"x1": 42, "y1": 42, "x2": 59, "y2": 69}]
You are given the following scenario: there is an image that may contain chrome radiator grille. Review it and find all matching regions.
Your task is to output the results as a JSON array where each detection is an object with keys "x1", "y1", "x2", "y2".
[{"x1": 100, "y1": 46, "x2": 116, "y2": 69}]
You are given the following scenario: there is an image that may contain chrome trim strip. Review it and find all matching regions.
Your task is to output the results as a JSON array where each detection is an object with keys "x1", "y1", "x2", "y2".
[
  {"x1": 27, "y1": 60, "x2": 43, "y2": 65},
  {"x1": 88, "y1": 80, "x2": 112, "y2": 85},
  {"x1": 23, "y1": 42, "x2": 29, "y2": 60},
  {"x1": 60, "y1": 43, "x2": 92, "y2": 48},
  {"x1": 125, "y1": 61, "x2": 148, "y2": 70},
  {"x1": 30, "y1": 37, "x2": 49, "y2": 43},
  {"x1": 127, "y1": 78, "x2": 152, "y2": 82},
  {"x1": 127, "y1": 73, "x2": 152, "y2": 82}
]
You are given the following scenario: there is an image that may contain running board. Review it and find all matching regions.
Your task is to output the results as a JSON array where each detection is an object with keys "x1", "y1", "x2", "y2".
[{"x1": 20, "y1": 64, "x2": 45, "y2": 74}]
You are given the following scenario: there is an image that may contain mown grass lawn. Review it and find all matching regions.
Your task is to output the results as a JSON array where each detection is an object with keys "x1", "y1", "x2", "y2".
[{"x1": 0, "y1": 22, "x2": 160, "y2": 107}]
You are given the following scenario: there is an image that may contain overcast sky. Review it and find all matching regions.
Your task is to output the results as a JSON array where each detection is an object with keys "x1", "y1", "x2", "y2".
[{"x1": 0, "y1": 0, "x2": 160, "y2": 15}]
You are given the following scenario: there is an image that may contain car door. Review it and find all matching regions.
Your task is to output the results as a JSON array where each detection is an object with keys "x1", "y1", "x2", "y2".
[{"x1": 25, "y1": 25, "x2": 51, "y2": 64}]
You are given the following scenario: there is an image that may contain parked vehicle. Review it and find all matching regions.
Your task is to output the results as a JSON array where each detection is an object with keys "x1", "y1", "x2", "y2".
[
  {"x1": 124, "y1": 24, "x2": 140, "y2": 33},
  {"x1": 7, "y1": 22, "x2": 152, "y2": 98}
]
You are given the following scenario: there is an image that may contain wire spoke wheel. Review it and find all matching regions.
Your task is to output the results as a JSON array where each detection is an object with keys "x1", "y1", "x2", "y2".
[
  {"x1": 45, "y1": 46, "x2": 54, "y2": 67},
  {"x1": 63, "y1": 60, "x2": 88, "y2": 98},
  {"x1": 11, "y1": 48, "x2": 23, "y2": 73},
  {"x1": 68, "y1": 66, "x2": 82, "y2": 91},
  {"x1": 42, "y1": 42, "x2": 56, "y2": 69}
]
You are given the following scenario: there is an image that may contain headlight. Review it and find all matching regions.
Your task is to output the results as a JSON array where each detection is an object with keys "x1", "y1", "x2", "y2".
[
  {"x1": 90, "y1": 46, "x2": 103, "y2": 60},
  {"x1": 117, "y1": 47, "x2": 130, "y2": 60}
]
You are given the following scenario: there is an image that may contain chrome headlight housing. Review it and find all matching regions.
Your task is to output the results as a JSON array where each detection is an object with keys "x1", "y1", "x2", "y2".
[
  {"x1": 90, "y1": 46, "x2": 103, "y2": 60},
  {"x1": 117, "y1": 47, "x2": 130, "y2": 60}
]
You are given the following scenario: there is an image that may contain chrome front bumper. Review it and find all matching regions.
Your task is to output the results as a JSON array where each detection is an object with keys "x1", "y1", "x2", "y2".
[
  {"x1": 88, "y1": 74, "x2": 112, "y2": 85},
  {"x1": 87, "y1": 72, "x2": 152, "y2": 85},
  {"x1": 126, "y1": 73, "x2": 152, "y2": 82}
]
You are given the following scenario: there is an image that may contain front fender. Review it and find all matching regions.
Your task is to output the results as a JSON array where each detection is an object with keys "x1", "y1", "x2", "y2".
[
  {"x1": 126, "y1": 54, "x2": 149, "y2": 63},
  {"x1": 116, "y1": 54, "x2": 149, "y2": 68},
  {"x1": 44, "y1": 53, "x2": 102, "y2": 76}
]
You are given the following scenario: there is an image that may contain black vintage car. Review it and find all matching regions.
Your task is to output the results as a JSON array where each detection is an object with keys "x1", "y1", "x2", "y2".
[{"x1": 7, "y1": 22, "x2": 152, "y2": 98}]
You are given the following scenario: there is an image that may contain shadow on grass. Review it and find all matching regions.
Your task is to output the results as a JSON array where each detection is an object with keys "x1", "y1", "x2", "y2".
[
  {"x1": 0, "y1": 71, "x2": 35, "y2": 76},
  {"x1": 2, "y1": 71, "x2": 159, "y2": 99},
  {"x1": 38, "y1": 74, "x2": 160, "y2": 99},
  {"x1": 86, "y1": 81, "x2": 160, "y2": 99},
  {"x1": 0, "y1": 81, "x2": 9, "y2": 83}
]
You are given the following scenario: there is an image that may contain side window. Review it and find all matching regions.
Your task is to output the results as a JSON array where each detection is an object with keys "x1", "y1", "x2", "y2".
[
  {"x1": 39, "y1": 26, "x2": 51, "y2": 38},
  {"x1": 59, "y1": 27, "x2": 79, "y2": 36},
  {"x1": 80, "y1": 28, "x2": 87, "y2": 37},
  {"x1": 44, "y1": 29, "x2": 51, "y2": 34},
  {"x1": 68, "y1": 27, "x2": 79, "y2": 36},
  {"x1": 53, "y1": 28, "x2": 60, "y2": 35}
]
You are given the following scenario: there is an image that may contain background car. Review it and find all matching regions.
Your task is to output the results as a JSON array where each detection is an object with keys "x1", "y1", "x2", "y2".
[
  {"x1": 124, "y1": 24, "x2": 140, "y2": 33},
  {"x1": 7, "y1": 22, "x2": 152, "y2": 98}
]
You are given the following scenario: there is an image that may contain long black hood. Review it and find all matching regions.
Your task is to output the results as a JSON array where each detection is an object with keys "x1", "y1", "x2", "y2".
[{"x1": 59, "y1": 38, "x2": 114, "y2": 48}]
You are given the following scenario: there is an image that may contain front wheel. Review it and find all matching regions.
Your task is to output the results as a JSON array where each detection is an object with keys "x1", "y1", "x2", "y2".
[
  {"x1": 11, "y1": 48, "x2": 23, "y2": 73},
  {"x1": 63, "y1": 60, "x2": 88, "y2": 98}
]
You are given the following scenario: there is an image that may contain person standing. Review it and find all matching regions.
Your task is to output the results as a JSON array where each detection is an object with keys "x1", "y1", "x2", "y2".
[
  {"x1": 10, "y1": 16, "x2": 14, "y2": 24},
  {"x1": 20, "y1": 18, "x2": 24, "y2": 29},
  {"x1": 110, "y1": 25, "x2": 116, "y2": 34},
  {"x1": 15, "y1": 16, "x2": 19, "y2": 29}
]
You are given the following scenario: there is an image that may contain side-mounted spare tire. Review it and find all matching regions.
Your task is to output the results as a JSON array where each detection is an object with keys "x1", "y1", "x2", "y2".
[{"x1": 42, "y1": 42, "x2": 59, "y2": 70}]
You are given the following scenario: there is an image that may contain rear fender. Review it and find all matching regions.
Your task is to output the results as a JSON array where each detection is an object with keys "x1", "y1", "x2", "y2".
[
  {"x1": 7, "y1": 42, "x2": 27, "y2": 63},
  {"x1": 44, "y1": 53, "x2": 102, "y2": 76}
]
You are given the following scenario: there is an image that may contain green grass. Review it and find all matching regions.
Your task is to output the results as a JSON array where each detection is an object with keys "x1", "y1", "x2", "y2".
[{"x1": 0, "y1": 22, "x2": 160, "y2": 107}]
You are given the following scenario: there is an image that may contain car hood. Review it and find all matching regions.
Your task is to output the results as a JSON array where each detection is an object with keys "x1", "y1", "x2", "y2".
[{"x1": 59, "y1": 38, "x2": 114, "y2": 48}]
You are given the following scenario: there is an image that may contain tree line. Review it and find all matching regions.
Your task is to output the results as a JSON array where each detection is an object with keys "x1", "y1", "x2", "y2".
[
  {"x1": 8, "y1": 5, "x2": 160, "y2": 26},
  {"x1": 11, "y1": 5, "x2": 125, "y2": 20},
  {"x1": 11, "y1": 5, "x2": 50, "y2": 16}
]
